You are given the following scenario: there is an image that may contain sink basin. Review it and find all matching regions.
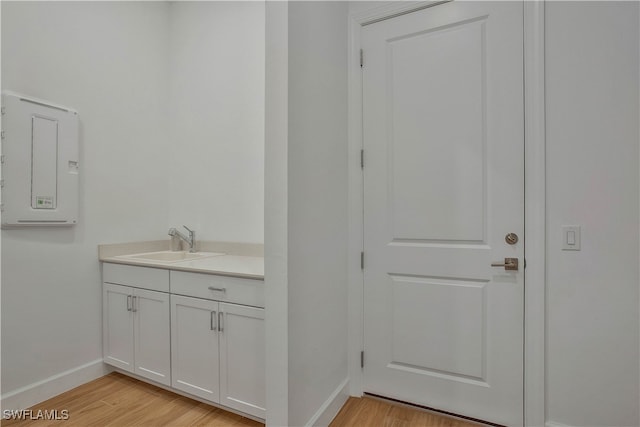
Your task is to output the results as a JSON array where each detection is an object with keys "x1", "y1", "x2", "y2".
[{"x1": 119, "y1": 251, "x2": 225, "y2": 263}]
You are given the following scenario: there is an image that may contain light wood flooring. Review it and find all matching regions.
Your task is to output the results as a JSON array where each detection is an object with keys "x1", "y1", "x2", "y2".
[
  {"x1": 330, "y1": 396, "x2": 482, "y2": 427},
  {"x1": 1, "y1": 373, "x2": 262, "y2": 427},
  {"x1": 2, "y1": 372, "x2": 482, "y2": 426}
]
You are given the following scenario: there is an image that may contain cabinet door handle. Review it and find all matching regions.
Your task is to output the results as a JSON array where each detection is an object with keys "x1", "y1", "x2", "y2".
[
  {"x1": 132, "y1": 296, "x2": 138, "y2": 312},
  {"x1": 127, "y1": 295, "x2": 132, "y2": 312},
  {"x1": 208, "y1": 286, "x2": 226, "y2": 294},
  {"x1": 218, "y1": 312, "x2": 224, "y2": 333},
  {"x1": 210, "y1": 311, "x2": 217, "y2": 331}
]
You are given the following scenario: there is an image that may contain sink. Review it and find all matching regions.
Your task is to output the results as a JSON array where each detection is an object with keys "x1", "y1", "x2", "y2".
[{"x1": 119, "y1": 251, "x2": 225, "y2": 263}]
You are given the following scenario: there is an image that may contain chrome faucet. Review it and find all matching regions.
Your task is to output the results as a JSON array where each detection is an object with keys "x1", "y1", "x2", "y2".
[{"x1": 168, "y1": 225, "x2": 196, "y2": 253}]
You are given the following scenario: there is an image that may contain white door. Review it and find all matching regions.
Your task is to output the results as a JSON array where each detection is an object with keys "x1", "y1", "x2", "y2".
[
  {"x1": 219, "y1": 303, "x2": 266, "y2": 419},
  {"x1": 362, "y1": 2, "x2": 524, "y2": 425},
  {"x1": 103, "y1": 283, "x2": 134, "y2": 373},
  {"x1": 133, "y1": 288, "x2": 171, "y2": 386},
  {"x1": 171, "y1": 294, "x2": 220, "y2": 403}
]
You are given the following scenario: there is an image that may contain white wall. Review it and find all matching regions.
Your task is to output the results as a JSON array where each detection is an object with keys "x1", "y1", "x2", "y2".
[
  {"x1": 168, "y1": 2, "x2": 264, "y2": 244},
  {"x1": 546, "y1": 2, "x2": 639, "y2": 426},
  {"x1": 287, "y1": 2, "x2": 349, "y2": 425},
  {"x1": 1, "y1": 0, "x2": 171, "y2": 397},
  {"x1": 264, "y1": 1, "x2": 289, "y2": 425},
  {"x1": 1, "y1": 0, "x2": 265, "y2": 406}
]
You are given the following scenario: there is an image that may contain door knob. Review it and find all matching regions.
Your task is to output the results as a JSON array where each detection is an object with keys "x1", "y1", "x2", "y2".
[{"x1": 491, "y1": 258, "x2": 519, "y2": 271}]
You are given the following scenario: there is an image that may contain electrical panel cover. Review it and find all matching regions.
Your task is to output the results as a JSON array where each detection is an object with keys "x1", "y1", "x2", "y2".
[{"x1": 1, "y1": 91, "x2": 79, "y2": 227}]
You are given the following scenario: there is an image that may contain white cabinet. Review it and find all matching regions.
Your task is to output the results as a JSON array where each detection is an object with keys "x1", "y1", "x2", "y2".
[
  {"x1": 133, "y1": 288, "x2": 171, "y2": 385},
  {"x1": 170, "y1": 270, "x2": 264, "y2": 307},
  {"x1": 102, "y1": 263, "x2": 264, "y2": 419},
  {"x1": 103, "y1": 283, "x2": 134, "y2": 371},
  {"x1": 171, "y1": 294, "x2": 220, "y2": 402},
  {"x1": 102, "y1": 265, "x2": 171, "y2": 386},
  {"x1": 219, "y1": 302, "x2": 265, "y2": 418},
  {"x1": 170, "y1": 273, "x2": 266, "y2": 419}
]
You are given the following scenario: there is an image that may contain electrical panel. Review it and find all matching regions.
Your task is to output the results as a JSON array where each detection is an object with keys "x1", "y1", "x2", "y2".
[{"x1": 1, "y1": 91, "x2": 79, "y2": 227}]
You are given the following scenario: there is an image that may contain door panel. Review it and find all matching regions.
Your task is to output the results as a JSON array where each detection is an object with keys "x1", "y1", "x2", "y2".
[
  {"x1": 389, "y1": 17, "x2": 486, "y2": 242},
  {"x1": 103, "y1": 283, "x2": 134, "y2": 372},
  {"x1": 171, "y1": 294, "x2": 220, "y2": 402},
  {"x1": 134, "y1": 288, "x2": 171, "y2": 386},
  {"x1": 219, "y1": 303, "x2": 266, "y2": 419},
  {"x1": 390, "y1": 275, "x2": 486, "y2": 380},
  {"x1": 362, "y1": 2, "x2": 524, "y2": 425}
]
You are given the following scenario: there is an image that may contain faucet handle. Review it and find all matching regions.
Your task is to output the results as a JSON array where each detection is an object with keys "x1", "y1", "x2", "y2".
[{"x1": 182, "y1": 225, "x2": 196, "y2": 253}]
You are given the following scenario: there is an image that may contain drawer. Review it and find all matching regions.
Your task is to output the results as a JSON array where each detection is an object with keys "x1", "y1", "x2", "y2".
[
  {"x1": 170, "y1": 271, "x2": 264, "y2": 308},
  {"x1": 103, "y1": 263, "x2": 169, "y2": 293}
]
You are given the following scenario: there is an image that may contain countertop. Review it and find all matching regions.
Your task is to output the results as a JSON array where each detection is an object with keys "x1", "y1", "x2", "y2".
[{"x1": 99, "y1": 240, "x2": 264, "y2": 280}]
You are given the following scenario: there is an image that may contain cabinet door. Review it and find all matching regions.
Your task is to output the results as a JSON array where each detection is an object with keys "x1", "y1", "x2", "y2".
[
  {"x1": 219, "y1": 303, "x2": 265, "y2": 418},
  {"x1": 133, "y1": 288, "x2": 171, "y2": 386},
  {"x1": 103, "y1": 283, "x2": 134, "y2": 372},
  {"x1": 171, "y1": 295, "x2": 220, "y2": 402}
]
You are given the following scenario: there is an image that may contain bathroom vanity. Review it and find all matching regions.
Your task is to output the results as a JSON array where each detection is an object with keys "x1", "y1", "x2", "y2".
[{"x1": 99, "y1": 241, "x2": 265, "y2": 420}]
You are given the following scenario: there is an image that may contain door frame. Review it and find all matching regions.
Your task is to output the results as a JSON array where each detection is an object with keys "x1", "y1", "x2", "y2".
[{"x1": 346, "y1": 1, "x2": 546, "y2": 426}]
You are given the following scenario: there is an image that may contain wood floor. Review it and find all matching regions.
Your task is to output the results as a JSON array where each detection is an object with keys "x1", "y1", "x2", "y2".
[
  {"x1": 330, "y1": 396, "x2": 482, "y2": 427},
  {"x1": 1, "y1": 373, "x2": 262, "y2": 427},
  {"x1": 1, "y1": 372, "x2": 482, "y2": 426}
]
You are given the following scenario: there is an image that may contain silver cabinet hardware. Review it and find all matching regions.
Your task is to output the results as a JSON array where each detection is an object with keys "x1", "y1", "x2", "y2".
[
  {"x1": 218, "y1": 312, "x2": 224, "y2": 332},
  {"x1": 210, "y1": 311, "x2": 217, "y2": 331},
  {"x1": 491, "y1": 258, "x2": 519, "y2": 271},
  {"x1": 208, "y1": 286, "x2": 226, "y2": 294},
  {"x1": 127, "y1": 295, "x2": 132, "y2": 312},
  {"x1": 132, "y1": 295, "x2": 138, "y2": 312}
]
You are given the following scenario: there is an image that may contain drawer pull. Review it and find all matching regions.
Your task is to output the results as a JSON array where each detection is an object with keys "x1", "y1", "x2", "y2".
[{"x1": 208, "y1": 286, "x2": 226, "y2": 294}]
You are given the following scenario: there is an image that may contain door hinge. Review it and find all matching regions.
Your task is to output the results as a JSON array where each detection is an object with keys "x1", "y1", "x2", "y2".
[
  {"x1": 360, "y1": 149, "x2": 364, "y2": 169},
  {"x1": 360, "y1": 251, "x2": 364, "y2": 270},
  {"x1": 361, "y1": 351, "x2": 364, "y2": 368},
  {"x1": 360, "y1": 49, "x2": 364, "y2": 68}
]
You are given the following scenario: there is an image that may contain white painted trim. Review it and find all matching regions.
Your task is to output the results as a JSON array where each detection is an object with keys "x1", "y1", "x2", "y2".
[
  {"x1": 523, "y1": 2, "x2": 546, "y2": 427},
  {"x1": 0, "y1": 359, "x2": 108, "y2": 410},
  {"x1": 0, "y1": 1, "x2": 3, "y2": 417},
  {"x1": 264, "y1": 1, "x2": 289, "y2": 426},
  {"x1": 347, "y1": 9, "x2": 365, "y2": 398},
  {"x1": 304, "y1": 378, "x2": 350, "y2": 427},
  {"x1": 545, "y1": 422, "x2": 573, "y2": 427},
  {"x1": 351, "y1": 1, "x2": 450, "y2": 26},
  {"x1": 346, "y1": 2, "x2": 547, "y2": 426}
]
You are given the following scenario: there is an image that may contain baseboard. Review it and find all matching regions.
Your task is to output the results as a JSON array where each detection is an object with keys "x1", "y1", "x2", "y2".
[
  {"x1": 546, "y1": 421, "x2": 573, "y2": 427},
  {"x1": 1, "y1": 359, "x2": 109, "y2": 410},
  {"x1": 305, "y1": 378, "x2": 350, "y2": 427}
]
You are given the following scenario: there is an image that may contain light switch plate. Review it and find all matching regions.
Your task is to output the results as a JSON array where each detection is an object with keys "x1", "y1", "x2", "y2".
[{"x1": 562, "y1": 225, "x2": 581, "y2": 251}]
